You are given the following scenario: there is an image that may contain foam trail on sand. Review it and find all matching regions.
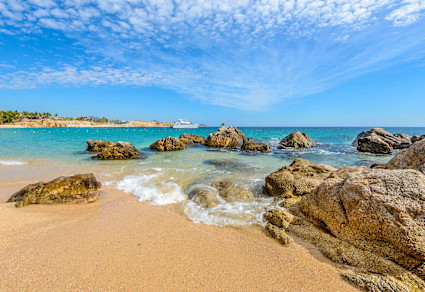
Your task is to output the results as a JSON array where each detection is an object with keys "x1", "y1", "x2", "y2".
[{"x1": 0, "y1": 160, "x2": 26, "y2": 165}]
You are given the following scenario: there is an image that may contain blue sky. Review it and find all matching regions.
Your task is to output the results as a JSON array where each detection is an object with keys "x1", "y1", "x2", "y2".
[{"x1": 0, "y1": 0, "x2": 425, "y2": 126}]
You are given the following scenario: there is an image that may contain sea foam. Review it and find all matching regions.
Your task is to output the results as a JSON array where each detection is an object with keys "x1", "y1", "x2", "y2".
[
  {"x1": 0, "y1": 160, "x2": 27, "y2": 166},
  {"x1": 115, "y1": 174, "x2": 187, "y2": 205}
]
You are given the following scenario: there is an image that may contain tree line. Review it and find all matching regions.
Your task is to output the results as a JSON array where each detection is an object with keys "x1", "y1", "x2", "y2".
[{"x1": 0, "y1": 110, "x2": 114, "y2": 124}]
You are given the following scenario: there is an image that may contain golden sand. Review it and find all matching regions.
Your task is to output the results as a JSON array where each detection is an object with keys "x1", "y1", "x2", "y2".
[{"x1": 0, "y1": 183, "x2": 356, "y2": 291}]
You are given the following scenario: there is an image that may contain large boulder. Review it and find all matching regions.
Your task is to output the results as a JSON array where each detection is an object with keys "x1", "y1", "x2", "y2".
[
  {"x1": 86, "y1": 140, "x2": 116, "y2": 152},
  {"x1": 93, "y1": 141, "x2": 143, "y2": 159},
  {"x1": 353, "y1": 128, "x2": 412, "y2": 154},
  {"x1": 179, "y1": 133, "x2": 205, "y2": 145},
  {"x1": 203, "y1": 126, "x2": 247, "y2": 148},
  {"x1": 300, "y1": 168, "x2": 425, "y2": 276},
  {"x1": 7, "y1": 174, "x2": 101, "y2": 207},
  {"x1": 277, "y1": 131, "x2": 314, "y2": 149},
  {"x1": 241, "y1": 142, "x2": 271, "y2": 153},
  {"x1": 381, "y1": 139, "x2": 425, "y2": 174},
  {"x1": 264, "y1": 158, "x2": 337, "y2": 198},
  {"x1": 149, "y1": 136, "x2": 187, "y2": 151}
]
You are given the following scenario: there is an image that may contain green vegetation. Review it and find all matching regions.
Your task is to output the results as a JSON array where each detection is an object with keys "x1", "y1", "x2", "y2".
[{"x1": 0, "y1": 110, "x2": 121, "y2": 124}]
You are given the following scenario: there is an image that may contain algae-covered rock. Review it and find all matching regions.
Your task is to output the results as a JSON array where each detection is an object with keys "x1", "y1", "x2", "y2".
[
  {"x1": 93, "y1": 141, "x2": 142, "y2": 160},
  {"x1": 241, "y1": 142, "x2": 271, "y2": 153},
  {"x1": 203, "y1": 126, "x2": 247, "y2": 148},
  {"x1": 179, "y1": 133, "x2": 205, "y2": 145},
  {"x1": 7, "y1": 174, "x2": 101, "y2": 207},
  {"x1": 264, "y1": 158, "x2": 336, "y2": 198},
  {"x1": 149, "y1": 136, "x2": 187, "y2": 151},
  {"x1": 277, "y1": 131, "x2": 314, "y2": 149}
]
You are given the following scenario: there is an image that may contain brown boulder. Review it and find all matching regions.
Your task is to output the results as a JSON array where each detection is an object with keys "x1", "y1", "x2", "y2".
[
  {"x1": 357, "y1": 135, "x2": 393, "y2": 154},
  {"x1": 278, "y1": 131, "x2": 314, "y2": 149},
  {"x1": 353, "y1": 128, "x2": 412, "y2": 154},
  {"x1": 203, "y1": 126, "x2": 247, "y2": 148},
  {"x1": 264, "y1": 158, "x2": 336, "y2": 198},
  {"x1": 241, "y1": 142, "x2": 271, "y2": 153},
  {"x1": 179, "y1": 133, "x2": 205, "y2": 145},
  {"x1": 381, "y1": 139, "x2": 425, "y2": 174},
  {"x1": 7, "y1": 174, "x2": 101, "y2": 207},
  {"x1": 149, "y1": 136, "x2": 187, "y2": 151},
  {"x1": 86, "y1": 139, "x2": 116, "y2": 152},
  {"x1": 212, "y1": 181, "x2": 253, "y2": 202},
  {"x1": 411, "y1": 135, "x2": 425, "y2": 143},
  {"x1": 300, "y1": 168, "x2": 425, "y2": 275},
  {"x1": 188, "y1": 186, "x2": 221, "y2": 208},
  {"x1": 93, "y1": 141, "x2": 143, "y2": 159}
]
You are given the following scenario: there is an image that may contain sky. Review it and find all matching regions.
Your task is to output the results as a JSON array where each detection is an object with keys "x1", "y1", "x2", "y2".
[{"x1": 0, "y1": 0, "x2": 425, "y2": 126}]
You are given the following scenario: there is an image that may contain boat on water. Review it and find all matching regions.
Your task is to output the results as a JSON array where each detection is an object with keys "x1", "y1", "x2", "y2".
[{"x1": 172, "y1": 119, "x2": 199, "y2": 129}]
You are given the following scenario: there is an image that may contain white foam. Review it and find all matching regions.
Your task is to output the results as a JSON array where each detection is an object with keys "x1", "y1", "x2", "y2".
[
  {"x1": 0, "y1": 160, "x2": 26, "y2": 166},
  {"x1": 115, "y1": 174, "x2": 187, "y2": 205},
  {"x1": 183, "y1": 197, "x2": 274, "y2": 227}
]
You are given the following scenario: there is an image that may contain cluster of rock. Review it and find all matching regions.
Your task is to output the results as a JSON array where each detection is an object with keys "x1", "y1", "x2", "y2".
[
  {"x1": 203, "y1": 126, "x2": 247, "y2": 148},
  {"x1": 353, "y1": 127, "x2": 423, "y2": 154},
  {"x1": 87, "y1": 140, "x2": 143, "y2": 160},
  {"x1": 278, "y1": 131, "x2": 314, "y2": 149},
  {"x1": 263, "y1": 149, "x2": 425, "y2": 290},
  {"x1": 7, "y1": 174, "x2": 101, "y2": 207},
  {"x1": 187, "y1": 181, "x2": 253, "y2": 208},
  {"x1": 178, "y1": 133, "x2": 205, "y2": 145},
  {"x1": 149, "y1": 136, "x2": 187, "y2": 151}
]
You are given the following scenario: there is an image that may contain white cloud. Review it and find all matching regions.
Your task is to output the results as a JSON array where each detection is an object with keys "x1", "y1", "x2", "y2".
[{"x1": 0, "y1": 0, "x2": 425, "y2": 110}]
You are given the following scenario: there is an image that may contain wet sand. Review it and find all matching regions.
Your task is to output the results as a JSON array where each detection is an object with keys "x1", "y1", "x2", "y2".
[{"x1": 0, "y1": 183, "x2": 356, "y2": 291}]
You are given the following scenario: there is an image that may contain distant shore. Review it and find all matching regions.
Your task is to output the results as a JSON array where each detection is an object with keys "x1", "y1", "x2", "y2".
[{"x1": 0, "y1": 119, "x2": 174, "y2": 128}]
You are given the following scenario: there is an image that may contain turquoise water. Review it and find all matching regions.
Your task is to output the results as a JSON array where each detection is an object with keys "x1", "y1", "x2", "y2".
[{"x1": 1, "y1": 127, "x2": 424, "y2": 227}]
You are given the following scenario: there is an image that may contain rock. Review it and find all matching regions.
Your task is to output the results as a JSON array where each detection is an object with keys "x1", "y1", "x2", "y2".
[
  {"x1": 300, "y1": 168, "x2": 425, "y2": 276},
  {"x1": 212, "y1": 181, "x2": 253, "y2": 202},
  {"x1": 149, "y1": 136, "x2": 187, "y2": 151},
  {"x1": 187, "y1": 186, "x2": 221, "y2": 208},
  {"x1": 264, "y1": 158, "x2": 337, "y2": 198},
  {"x1": 179, "y1": 133, "x2": 205, "y2": 145},
  {"x1": 203, "y1": 126, "x2": 247, "y2": 148},
  {"x1": 264, "y1": 208, "x2": 294, "y2": 229},
  {"x1": 93, "y1": 141, "x2": 143, "y2": 159},
  {"x1": 357, "y1": 135, "x2": 393, "y2": 154},
  {"x1": 7, "y1": 174, "x2": 101, "y2": 207},
  {"x1": 411, "y1": 135, "x2": 425, "y2": 144},
  {"x1": 241, "y1": 142, "x2": 271, "y2": 153},
  {"x1": 203, "y1": 159, "x2": 254, "y2": 171},
  {"x1": 353, "y1": 128, "x2": 412, "y2": 154},
  {"x1": 86, "y1": 140, "x2": 116, "y2": 152},
  {"x1": 277, "y1": 131, "x2": 314, "y2": 149},
  {"x1": 381, "y1": 139, "x2": 425, "y2": 174},
  {"x1": 265, "y1": 222, "x2": 293, "y2": 245}
]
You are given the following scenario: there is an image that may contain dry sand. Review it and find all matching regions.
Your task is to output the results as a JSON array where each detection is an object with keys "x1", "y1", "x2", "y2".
[{"x1": 0, "y1": 182, "x2": 357, "y2": 291}]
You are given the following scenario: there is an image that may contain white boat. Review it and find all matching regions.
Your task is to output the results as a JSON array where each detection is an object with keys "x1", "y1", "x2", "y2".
[{"x1": 172, "y1": 119, "x2": 199, "y2": 129}]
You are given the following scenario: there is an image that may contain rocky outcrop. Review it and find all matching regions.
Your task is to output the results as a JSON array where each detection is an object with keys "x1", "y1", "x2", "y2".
[
  {"x1": 203, "y1": 126, "x2": 247, "y2": 148},
  {"x1": 379, "y1": 139, "x2": 425, "y2": 174},
  {"x1": 241, "y1": 142, "x2": 271, "y2": 153},
  {"x1": 7, "y1": 174, "x2": 101, "y2": 207},
  {"x1": 264, "y1": 158, "x2": 336, "y2": 198},
  {"x1": 277, "y1": 131, "x2": 314, "y2": 149},
  {"x1": 411, "y1": 135, "x2": 425, "y2": 143},
  {"x1": 300, "y1": 169, "x2": 425, "y2": 278},
  {"x1": 353, "y1": 128, "x2": 412, "y2": 154},
  {"x1": 149, "y1": 136, "x2": 187, "y2": 151},
  {"x1": 86, "y1": 140, "x2": 116, "y2": 152},
  {"x1": 93, "y1": 141, "x2": 143, "y2": 159},
  {"x1": 179, "y1": 133, "x2": 205, "y2": 145}
]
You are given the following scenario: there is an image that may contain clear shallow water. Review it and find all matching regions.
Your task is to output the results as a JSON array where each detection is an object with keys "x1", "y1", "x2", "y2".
[{"x1": 1, "y1": 127, "x2": 424, "y2": 226}]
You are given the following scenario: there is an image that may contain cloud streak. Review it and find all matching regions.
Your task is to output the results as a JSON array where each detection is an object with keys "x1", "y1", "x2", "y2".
[{"x1": 1, "y1": 0, "x2": 425, "y2": 110}]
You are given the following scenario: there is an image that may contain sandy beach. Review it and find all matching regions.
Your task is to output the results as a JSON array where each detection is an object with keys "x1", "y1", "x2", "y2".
[{"x1": 0, "y1": 181, "x2": 356, "y2": 291}]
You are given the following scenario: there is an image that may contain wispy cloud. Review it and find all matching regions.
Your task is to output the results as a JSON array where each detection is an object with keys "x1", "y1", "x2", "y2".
[{"x1": 1, "y1": 0, "x2": 425, "y2": 110}]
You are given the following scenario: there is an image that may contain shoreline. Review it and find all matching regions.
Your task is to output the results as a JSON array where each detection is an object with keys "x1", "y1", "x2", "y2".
[
  {"x1": 0, "y1": 119, "x2": 174, "y2": 128},
  {"x1": 0, "y1": 182, "x2": 356, "y2": 291}
]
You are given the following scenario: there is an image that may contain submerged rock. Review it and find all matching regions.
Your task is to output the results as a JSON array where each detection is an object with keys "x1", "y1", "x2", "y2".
[
  {"x1": 86, "y1": 139, "x2": 116, "y2": 152},
  {"x1": 300, "y1": 168, "x2": 425, "y2": 277},
  {"x1": 212, "y1": 181, "x2": 254, "y2": 202},
  {"x1": 380, "y1": 139, "x2": 425, "y2": 174},
  {"x1": 7, "y1": 174, "x2": 101, "y2": 207},
  {"x1": 93, "y1": 141, "x2": 143, "y2": 159},
  {"x1": 353, "y1": 128, "x2": 412, "y2": 154},
  {"x1": 188, "y1": 186, "x2": 221, "y2": 208},
  {"x1": 241, "y1": 142, "x2": 271, "y2": 153},
  {"x1": 203, "y1": 126, "x2": 247, "y2": 148},
  {"x1": 277, "y1": 131, "x2": 314, "y2": 149},
  {"x1": 263, "y1": 158, "x2": 336, "y2": 198},
  {"x1": 203, "y1": 159, "x2": 253, "y2": 171},
  {"x1": 149, "y1": 136, "x2": 187, "y2": 151},
  {"x1": 179, "y1": 133, "x2": 205, "y2": 145}
]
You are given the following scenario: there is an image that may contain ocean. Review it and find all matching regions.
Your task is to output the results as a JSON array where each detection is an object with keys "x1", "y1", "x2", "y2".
[{"x1": 1, "y1": 126, "x2": 424, "y2": 227}]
